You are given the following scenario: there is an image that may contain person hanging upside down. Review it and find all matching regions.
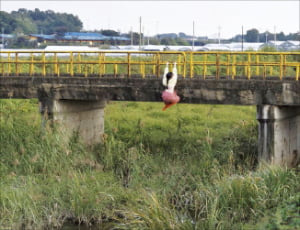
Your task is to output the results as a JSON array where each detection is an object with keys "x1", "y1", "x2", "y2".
[{"x1": 161, "y1": 62, "x2": 180, "y2": 111}]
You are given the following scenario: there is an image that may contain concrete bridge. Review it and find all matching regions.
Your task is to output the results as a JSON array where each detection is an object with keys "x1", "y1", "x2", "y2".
[{"x1": 0, "y1": 51, "x2": 299, "y2": 167}]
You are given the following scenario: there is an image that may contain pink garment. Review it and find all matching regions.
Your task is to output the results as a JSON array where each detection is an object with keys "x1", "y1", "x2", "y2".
[{"x1": 162, "y1": 90, "x2": 180, "y2": 104}]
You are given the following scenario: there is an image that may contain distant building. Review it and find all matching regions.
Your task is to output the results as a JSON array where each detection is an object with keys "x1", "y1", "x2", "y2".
[
  {"x1": 259, "y1": 40, "x2": 285, "y2": 50},
  {"x1": 279, "y1": 40, "x2": 300, "y2": 51},
  {"x1": 260, "y1": 40, "x2": 300, "y2": 51},
  {"x1": 0, "y1": 34, "x2": 15, "y2": 40},
  {"x1": 158, "y1": 33, "x2": 178, "y2": 39},
  {"x1": 44, "y1": 45, "x2": 100, "y2": 52},
  {"x1": 28, "y1": 32, "x2": 130, "y2": 45},
  {"x1": 0, "y1": 34, "x2": 15, "y2": 48},
  {"x1": 142, "y1": 45, "x2": 163, "y2": 51},
  {"x1": 227, "y1": 42, "x2": 264, "y2": 51},
  {"x1": 202, "y1": 44, "x2": 230, "y2": 51},
  {"x1": 28, "y1": 34, "x2": 56, "y2": 42}
]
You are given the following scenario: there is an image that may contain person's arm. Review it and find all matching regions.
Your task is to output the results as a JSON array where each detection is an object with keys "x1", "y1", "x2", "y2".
[
  {"x1": 172, "y1": 62, "x2": 177, "y2": 76},
  {"x1": 168, "y1": 62, "x2": 178, "y2": 88},
  {"x1": 162, "y1": 62, "x2": 169, "y2": 86}
]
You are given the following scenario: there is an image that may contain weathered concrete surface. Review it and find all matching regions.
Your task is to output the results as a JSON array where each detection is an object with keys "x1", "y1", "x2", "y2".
[
  {"x1": 257, "y1": 105, "x2": 300, "y2": 167},
  {"x1": 0, "y1": 76, "x2": 300, "y2": 105},
  {"x1": 39, "y1": 98, "x2": 106, "y2": 145}
]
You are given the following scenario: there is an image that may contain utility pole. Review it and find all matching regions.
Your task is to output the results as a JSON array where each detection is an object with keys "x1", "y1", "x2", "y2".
[
  {"x1": 192, "y1": 21, "x2": 195, "y2": 51},
  {"x1": 265, "y1": 32, "x2": 268, "y2": 43},
  {"x1": 156, "y1": 21, "x2": 160, "y2": 45},
  {"x1": 130, "y1": 27, "x2": 133, "y2": 46},
  {"x1": 1, "y1": 28, "x2": 4, "y2": 48},
  {"x1": 142, "y1": 26, "x2": 145, "y2": 46},
  {"x1": 218, "y1": 26, "x2": 221, "y2": 44},
  {"x1": 274, "y1": 26, "x2": 277, "y2": 49},
  {"x1": 139, "y1": 16, "x2": 142, "y2": 50},
  {"x1": 242, "y1": 25, "x2": 244, "y2": 51}
]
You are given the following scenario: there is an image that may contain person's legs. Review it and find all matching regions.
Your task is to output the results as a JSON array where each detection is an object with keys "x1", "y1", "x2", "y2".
[
  {"x1": 161, "y1": 91, "x2": 180, "y2": 111},
  {"x1": 162, "y1": 102, "x2": 177, "y2": 111}
]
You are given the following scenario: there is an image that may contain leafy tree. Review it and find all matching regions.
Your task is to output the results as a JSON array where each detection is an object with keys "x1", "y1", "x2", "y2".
[
  {"x1": 277, "y1": 32, "x2": 286, "y2": 41},
  {"x1": 129, "y1": 32, "x2": 141, "y2": 45},
  {"x1": 4, "y1": 8, "x2": 83, "y2": 34},
  {"x1": 0, "y1": 11, "x2": 18, "y2": 33},
  {"x1": 286, "y1": 33, "x2": 299, "y2": 40},
  {"x1": 148, "y1": 37, "x2": 160, "y2": 45},
  {"x1": 175, "y1": 37, "x2": 189, "y2": 46},
  {"x1": 178, "y1": 32, "x2": 187, "y2": 38},
  {"x1": 14, "y1": 16, "x2": 38, "y2": 34},
  {"x1": 55, "y1": 26, "x2": 68, "y2": 38},
  {"x1": 194, "y1": 40, "x2": 205, "y2": 46},
  {"x1": 101, "y1": 29, "x2": 120, "y2": 37},
  {"x1": 160, "y1": 37, "x2": 177, "y2": 46},
  {"x1": 245, "y1": 29, "x2": 259, "y2": 42}
]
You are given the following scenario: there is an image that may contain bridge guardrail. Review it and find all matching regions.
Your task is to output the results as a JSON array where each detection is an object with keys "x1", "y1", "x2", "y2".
[{"x1": 0, "y1": 51, "x2": 299, "y2": 80}]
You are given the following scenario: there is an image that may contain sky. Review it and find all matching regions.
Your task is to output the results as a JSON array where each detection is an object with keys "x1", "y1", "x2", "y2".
[{"x1": 1, "y1": 0, "x2": 299, "y2": 39}]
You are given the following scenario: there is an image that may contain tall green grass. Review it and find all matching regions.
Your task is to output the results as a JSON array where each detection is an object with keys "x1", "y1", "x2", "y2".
[{"x1": 0, "y1": 99, "x2": 299, "y2": 229}]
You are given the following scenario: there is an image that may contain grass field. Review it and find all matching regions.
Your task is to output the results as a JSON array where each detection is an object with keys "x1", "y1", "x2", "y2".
[{"x1": 0, "y1": 99, "x2": 299, "y2": 229}]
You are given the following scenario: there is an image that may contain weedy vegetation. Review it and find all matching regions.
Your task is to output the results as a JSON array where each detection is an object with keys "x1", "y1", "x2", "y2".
[{"x1": 0, "y1": 99, "x2": 299, "y2": 229}]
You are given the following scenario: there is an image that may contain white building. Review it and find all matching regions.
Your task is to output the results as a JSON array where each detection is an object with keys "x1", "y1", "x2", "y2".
[
  {"x1": 279, "y1": 41, "x2": 300, "y2": 51},
  {"x1": 260, "y1": 40, "x2": 300, "y2": 51},
  {"x1": 227, "y1": 42, "x2": 264, "y2": 51},
  {"x1": 202, "y1": 44, "x2": 230, "y2": 51}
]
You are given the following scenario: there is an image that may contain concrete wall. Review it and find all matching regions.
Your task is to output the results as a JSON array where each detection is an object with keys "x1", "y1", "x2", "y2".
[
  {"x1": 40, "y1": 99, "x2": 106, "y2": 145},
  {"x1": 257, "y1": 105, "x2": 300, "y2": 167}
]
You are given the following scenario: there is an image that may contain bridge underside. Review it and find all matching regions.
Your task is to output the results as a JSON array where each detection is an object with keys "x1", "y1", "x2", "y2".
[
  {"x1": 1, "y1": 76, "x2": 299, "y2": 167},
  {"x1": 257, "y1": 105, "x2": 300, "y2": 167}
]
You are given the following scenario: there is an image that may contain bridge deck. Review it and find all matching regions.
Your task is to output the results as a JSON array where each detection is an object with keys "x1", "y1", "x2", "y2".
[
  {"x1": 1, "y1": 51, "x2": 299, "y2": 105},
  {"x1": 1, "y1": 76, "x2": 299, "y2": 106}
]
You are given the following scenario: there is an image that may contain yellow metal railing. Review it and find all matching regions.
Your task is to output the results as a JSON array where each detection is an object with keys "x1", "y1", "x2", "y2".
[{"x1": 0, "y1": 51, "x2": 299, "y2": 80}]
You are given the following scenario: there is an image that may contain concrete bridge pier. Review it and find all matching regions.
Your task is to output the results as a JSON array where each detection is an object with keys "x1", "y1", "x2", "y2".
[
  {"x1": 39, "y1": 99, "x2": 106, "y2": 145},
  {"x1": 257, "y1": 105, "x2": 300, "y2": 167}
]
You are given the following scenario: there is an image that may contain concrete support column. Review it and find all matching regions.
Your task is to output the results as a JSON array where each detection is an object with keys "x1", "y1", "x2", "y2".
[
  {"x1": 39, "y1": 99, "x2": 106, "y2": 145},
  {"x1": 257, "y1": 105, "x2": 300, "y2": 167}
]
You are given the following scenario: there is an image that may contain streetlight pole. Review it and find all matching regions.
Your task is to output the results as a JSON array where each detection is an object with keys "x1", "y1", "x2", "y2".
[
  {"x1": 139, "y1": 16, "x2": 142, "y2": 50},
  {"x1": 192, "y1": 21, "x2": 195, "y2": 51},
  {"x1": 142, "y1": 26, "x2": 145, "y2": 46},
  {"x1": 1, "y1": 28, "x2": 4, "y2": 48},
  {"x1": 156, "y1": 21, "x2": 160, "y2": 45},
  {"x1": 274, "y1": 26, "x2": 277, "y2": 50},
  {"x1": 242, "y1": 25, "x2": 244, "y2": 51},
  {"x1": 218, "y1": 26, "x2": 221, "y2": 45},
  {"x1": 130, "y1": 27, "x2": 133, "y2": 46}
]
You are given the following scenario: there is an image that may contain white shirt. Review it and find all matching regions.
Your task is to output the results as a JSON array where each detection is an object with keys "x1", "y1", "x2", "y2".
[{"x1": 162, "y1": 65, "x2": 177, "y2": 93}]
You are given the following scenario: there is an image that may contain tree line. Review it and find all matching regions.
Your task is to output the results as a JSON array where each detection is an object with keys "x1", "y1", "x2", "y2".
[
  {"x1": 0, "y1": 8, "x2": 82, "y2": 34},
  {"x1": 239, "y1": 28, "x2": 298, "y2": 43},
  {"x1": 0, "y1": 8, "x2": 299, "y2": 46}
]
